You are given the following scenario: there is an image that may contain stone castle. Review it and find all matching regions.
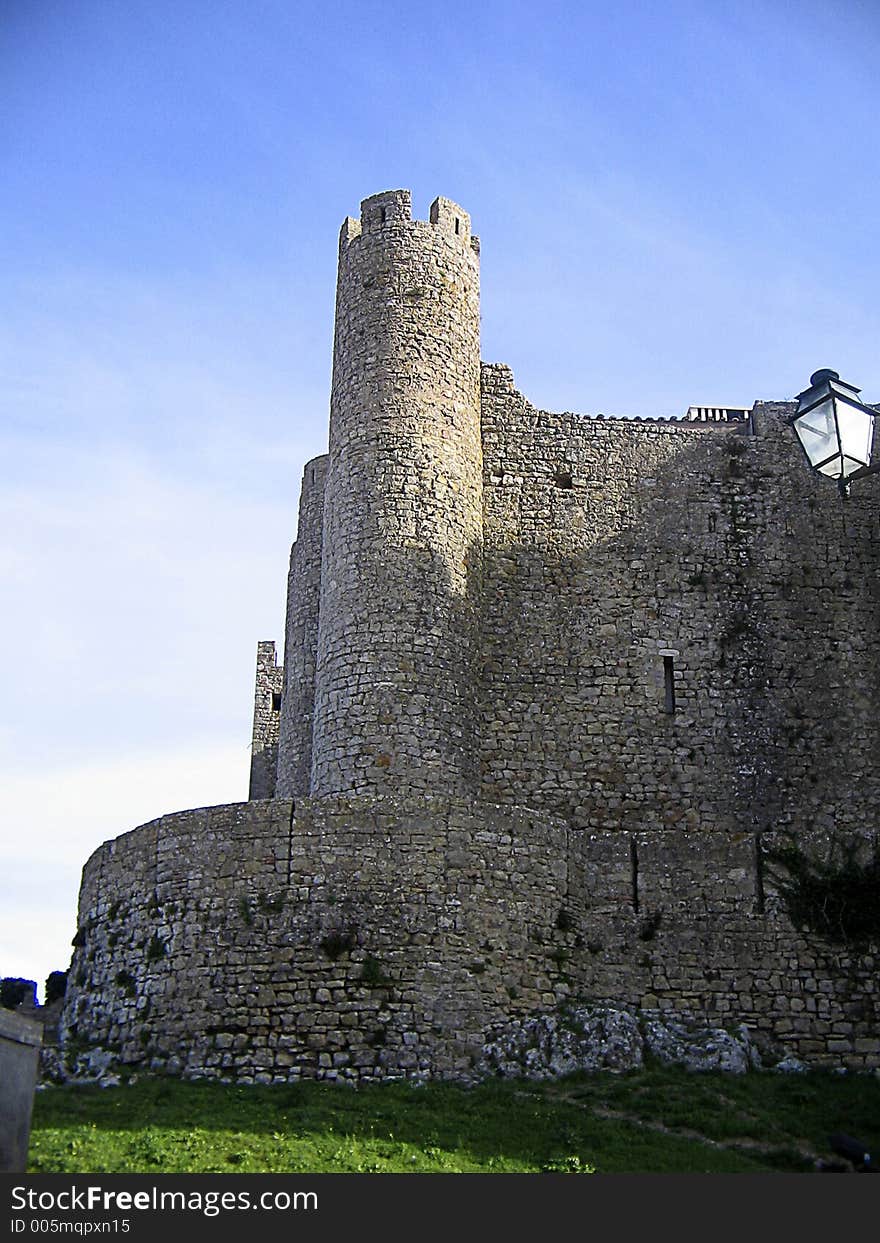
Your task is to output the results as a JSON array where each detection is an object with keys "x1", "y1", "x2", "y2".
[{"x1": 60, "y1": 190, "x2": 880, "y2": 1082}]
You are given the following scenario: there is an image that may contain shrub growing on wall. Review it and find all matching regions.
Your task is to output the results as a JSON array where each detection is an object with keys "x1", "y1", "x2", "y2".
[
  {"x1": 44, "y1": 971, "x2": 68, "y2": 1005},
  {"x1": 1, "y1": 977, "x2": 36, "y2": 1009},
  {"x1": 766, "y1": 839, "x2": 880, "y2": 946}
]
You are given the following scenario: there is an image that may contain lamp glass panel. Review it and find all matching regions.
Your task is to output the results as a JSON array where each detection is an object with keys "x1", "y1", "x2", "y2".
[
  {"x1": 794, "y1": 397, "x2": 838, "y2": 469},
  {"x1": 834, "y1": 399, "x2": 874, "y2": 470}
]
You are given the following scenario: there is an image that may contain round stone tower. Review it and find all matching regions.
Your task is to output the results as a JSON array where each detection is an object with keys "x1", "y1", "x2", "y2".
[{"x1": 310, "y1": 189, "x2": 483, "y2": 797}]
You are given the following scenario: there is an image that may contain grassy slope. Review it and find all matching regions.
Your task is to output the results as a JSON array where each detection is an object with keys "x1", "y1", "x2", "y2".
[{"x1": 28, "y1": 1067, "x2": 880, "y2": 1174}]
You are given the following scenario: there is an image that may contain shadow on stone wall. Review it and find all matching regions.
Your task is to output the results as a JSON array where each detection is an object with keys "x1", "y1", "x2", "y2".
[
  {"x1": 476, "y1": 407, "x2": 880, "y2": 845},
  {"x1": 56, "y1": 407, "x2": 880, "y2": 1082}
]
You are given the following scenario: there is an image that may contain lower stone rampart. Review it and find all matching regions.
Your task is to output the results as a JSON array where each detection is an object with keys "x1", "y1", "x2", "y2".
[{"x1": 60, "y1": 798, "x2": 879, "y2": 1081}]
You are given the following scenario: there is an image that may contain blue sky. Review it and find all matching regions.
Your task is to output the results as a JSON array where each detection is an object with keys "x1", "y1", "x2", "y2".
[{"x1": 3, "y1": 0, "x2": 880, "y2": 994}]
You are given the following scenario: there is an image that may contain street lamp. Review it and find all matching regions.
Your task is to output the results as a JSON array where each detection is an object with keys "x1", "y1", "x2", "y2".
[{"x1": 792, "y1": 369, "x2": 878, "y2": 495}]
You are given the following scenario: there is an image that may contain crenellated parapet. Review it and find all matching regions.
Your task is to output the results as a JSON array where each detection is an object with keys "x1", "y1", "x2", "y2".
[{"x1": 338, "y1": 189, "x2": 480, "y2": 253}]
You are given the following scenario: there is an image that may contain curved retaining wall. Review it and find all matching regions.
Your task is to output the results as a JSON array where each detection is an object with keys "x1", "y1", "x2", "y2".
[
  {"x1": 60, "y1": 795, "x2": 880, "y2": 1081},
  {"x1": 61, "y1": 797, "x2": 570, "y2": 1082}
]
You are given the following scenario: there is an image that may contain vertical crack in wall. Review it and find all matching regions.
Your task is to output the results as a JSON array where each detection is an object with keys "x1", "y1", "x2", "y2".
[{"x1": 286, "y1": 799, "x2": 296, "y2": 889}]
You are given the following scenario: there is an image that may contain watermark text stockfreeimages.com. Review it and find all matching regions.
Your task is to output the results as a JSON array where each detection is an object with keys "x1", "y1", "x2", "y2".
[{"x1": 10, "y1": 1183, "x2": 317, "y2": 1221}]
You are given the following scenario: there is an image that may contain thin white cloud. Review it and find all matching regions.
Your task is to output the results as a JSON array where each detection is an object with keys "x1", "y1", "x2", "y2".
[
  {"x1": 0, "y1": 438, "x2": 298, "y2": 995},
  {"x1": 0, "y1": 742, "x2": 247, "y2": 996},
  {"x1": 0, "y1": 439, "x2": 296, "y2": 768}
]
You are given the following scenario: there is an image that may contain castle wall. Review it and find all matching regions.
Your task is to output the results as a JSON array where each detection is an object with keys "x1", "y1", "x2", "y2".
[
  {"x1": 275, "y1": 456, "x2": 327, "y2": 797},
  {"x1": 478, "y1": 366, "x2": 880, "y2": 841},
  {"x1": 563, "y1": 826, "x2": 880, "y2": 1064},
  {"x1": 310, "y1": 191, "x2": 483, "y2": 799},
  {"x1": 69, "y1": 191, "x2": 880, "y2": 1084},
  {"x1": 62, "y1": 798, "x2": 571, "y2": 1082},
  {"x1": 62, "y1": 800, "x2": 880, "y2": 1079},
  {"x1": 247, "y1": 642, "x2": 283, "y2": 800}
]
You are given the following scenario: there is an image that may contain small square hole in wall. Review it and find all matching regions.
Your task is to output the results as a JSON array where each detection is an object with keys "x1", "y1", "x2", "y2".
[
  {"x1": 271, "y1": 692, "x2": 282, "y2": 712},
  {"x1": 553, "y1": 470, "x2": 574, "y2": 489}
]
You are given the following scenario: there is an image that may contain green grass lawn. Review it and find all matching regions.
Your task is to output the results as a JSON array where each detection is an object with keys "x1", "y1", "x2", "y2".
[{"x1": 28, "y1": 1067, "x2": 880, "y2": 1174}]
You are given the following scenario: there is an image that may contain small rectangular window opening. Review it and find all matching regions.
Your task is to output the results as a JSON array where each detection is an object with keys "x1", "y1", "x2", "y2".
[
  {"x1": 271, "y1": 691, "x2": 282, "y2": 712},
  {"x1": 380, "y1": 206, "x2": 387, "y2": 225},
  {"x1": 630, "y1": 838, "x2": 639, "y2": 913},
  {"x1": 663, "y1": 656, "x2": 676, "y2": 714},
  {"x1": 454, "y1": 217, "x2": 460, "y2": 234}
]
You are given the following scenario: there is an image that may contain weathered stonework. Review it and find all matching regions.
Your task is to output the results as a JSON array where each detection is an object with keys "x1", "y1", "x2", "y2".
[
  {"x1": 310, "y1": 190, "x2": 483, "y2": 799},
  {"x1": 276, "y1": 455, "x2": 327, "y2": 798},
  {"x1": 62, "y1": 800, "x2": 880, "y2": 1078},
  {"x1": 478, "y1": 380, "x2": 880, "y2": 839},
  {"x1": 63, "y1": 797, "x2": 570, "y2": 1082},
  {"x1": 247, "y1": 641, "x2": 283, "y2": 800},
  {"x1": 64, "y1": 191, "x2": 880, "y2": 1080}
]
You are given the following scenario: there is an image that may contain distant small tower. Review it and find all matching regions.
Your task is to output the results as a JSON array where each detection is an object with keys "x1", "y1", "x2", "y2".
[
  {"x1": 309, "y1": 190, "x2": 483, "y2": 797},
  {"x1": 275, "y1": 455, "x2": 327, "y2": 798},
  {"x1": 248, "y1": 641, "x2": 283, "y2": 799}
]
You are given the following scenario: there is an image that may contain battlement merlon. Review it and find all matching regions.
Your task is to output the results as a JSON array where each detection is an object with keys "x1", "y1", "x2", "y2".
[
  {"x1": 361, "y1": 188, "x2": 412, "y2": 230},
  {"x1": 429, "y1": 196, "x2": 480, "y2": 254},
  {"x1": 338, "y1": 190, "x2": 410, "y2": 250},
  {"x1": 339, "y1": 190, "x2": 480, "y2": 255},
  {"x1": 255, "y1": 640, "x2": 280, "y2": 674}
]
